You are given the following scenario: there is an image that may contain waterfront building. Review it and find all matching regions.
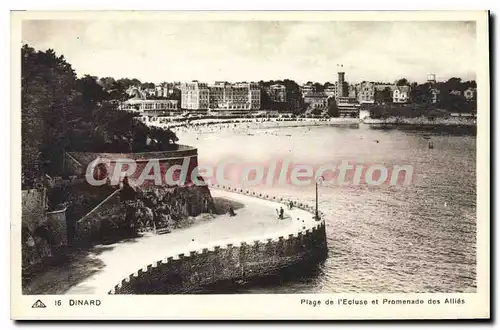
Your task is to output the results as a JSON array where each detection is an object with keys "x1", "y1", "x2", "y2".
[
  {"x1": 208, "y1": 82, "x2": 261, "y2": 111},
  {"x1": 126, "y1": 86, "x2": 147, "y2": 99},
  {"x1": 154, "y1": 83, "x2": 177, "y2": 98},
  {"x1": 145, "y1": 88, "x2": 156, "y2": 97},
  {"x1": 300, "y1": 83, "x2": 315, "y2": 97},
  {"x1": 355, "y1": 82, "x2": 394, "y2": 104},
  {"x1": 393, "y1": 85, "x2": 411, "y2": 103},
  {"x1": 464, "y1": 87, "x2": 477, "y2": 101},
  {"x1": 119, "y1": 99, "x2": 180, "y2": 115},
  {"x1": 155, "y1": 84, "x2": 164, "y2": 97},
  {"x1": 357, "y1": 81, "x2": 376, "y2": 104},
  {"x1": 304, "y1": 93, "x2": 328, "y2": 109},
  {"x1": 336, "y1": 96, "x2": 360, "y2": 117},
  {"x1": 348, "y1": 84, "x2": 358, "y2": 99},
  {"x1": 430, "y1": 88, "x2": 441, "y2": 104},
  {"x1": 267, "y1": 84, "x2": 287, "y2": 102},
  {"x1": 324, "y1": 83, "x2": 337, "y2": 98},
  {"x1": 208, "y1": 81, "x2": 228, "y2": 109},
  {"x1": 374, "y1": 84, "x2": 395, "y2": 104},
  {"x1": 180, "y1": 81, "x2": 210, "y2": 110}
]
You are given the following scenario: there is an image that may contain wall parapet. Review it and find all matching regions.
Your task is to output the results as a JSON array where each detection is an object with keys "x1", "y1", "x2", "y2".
[
  {"x1": 208, "y1": 183, "x2": 327, "y2": 219},
  {"x1": 109, "y1": 184, "x2": 328, "y2": 294}
]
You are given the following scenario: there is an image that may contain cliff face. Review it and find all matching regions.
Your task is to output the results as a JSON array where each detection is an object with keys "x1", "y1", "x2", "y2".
[{"x1": 122, "y1": 184, "x2": 216, "y2": 230}]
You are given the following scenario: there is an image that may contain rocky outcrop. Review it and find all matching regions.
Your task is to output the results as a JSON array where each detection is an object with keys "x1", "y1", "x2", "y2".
[{"x1": 75, "y1": 184, "x2": 215, "y2": 245}]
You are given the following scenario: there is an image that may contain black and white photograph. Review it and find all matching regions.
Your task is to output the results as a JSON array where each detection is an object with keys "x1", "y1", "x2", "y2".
[{"x1": 11, "y1": 10, "x2": 490, "y2": 320}]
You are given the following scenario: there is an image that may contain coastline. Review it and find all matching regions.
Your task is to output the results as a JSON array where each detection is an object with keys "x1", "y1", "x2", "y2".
[
  {"x1": 109, "y1": 187, "x2": 325, "y2": 294},
  {"x1": 141, "y1": 116, "x2": 477, "y2": 137},
  {"x1": 24, "y1": 188, "x2": 321, "y2": 295},
  {"x1": 361, "y1": 116, "x2": 476, "y2": 127}
]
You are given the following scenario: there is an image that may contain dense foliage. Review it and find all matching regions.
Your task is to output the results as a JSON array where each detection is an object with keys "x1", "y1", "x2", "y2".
[
  {"x1": 258, "y1": 79, "x2": 305, "y2": 114},
  {"x1": 408, "y1": 77, "x2": 477, "y2": 112},
  {"x1": 21, "y1": 45, "x2": 179, "y2": 187}
]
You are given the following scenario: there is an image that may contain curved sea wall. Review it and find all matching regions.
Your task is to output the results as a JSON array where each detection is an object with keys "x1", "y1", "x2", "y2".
[{"x1": 109, "y1": 185, "x2": 328, "y2": 294}]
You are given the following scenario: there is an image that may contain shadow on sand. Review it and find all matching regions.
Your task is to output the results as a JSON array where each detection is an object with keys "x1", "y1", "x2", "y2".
[
  {"x1": 22, "y1": 237, "x2": 139, "y2": 295},
  {"x1": 212, "y1": 197, "x2": 245, "y2": 215}
]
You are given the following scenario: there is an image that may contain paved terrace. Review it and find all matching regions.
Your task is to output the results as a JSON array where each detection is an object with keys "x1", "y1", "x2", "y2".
[{"x1": 63, "y1": 188, "x2": 318, "y2": 294}]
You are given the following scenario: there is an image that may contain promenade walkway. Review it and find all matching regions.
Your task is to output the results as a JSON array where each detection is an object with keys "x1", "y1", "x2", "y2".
[{"x1": 59, "y1": 188, "x2": 316, "y2": 294}]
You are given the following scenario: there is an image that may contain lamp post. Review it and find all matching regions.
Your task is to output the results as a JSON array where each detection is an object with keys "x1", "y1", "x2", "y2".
[{"x1": 315, "y1": 176, "x2": 324, "y2": 221}]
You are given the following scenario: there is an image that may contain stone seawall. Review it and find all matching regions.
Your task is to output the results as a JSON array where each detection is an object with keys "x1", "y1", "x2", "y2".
[
  {"x1": 65, "y1": 145, "x2": 199, "y2": 187},
  {"x1": 110, "y1": 184, "x2": 328, "y2": 294}
]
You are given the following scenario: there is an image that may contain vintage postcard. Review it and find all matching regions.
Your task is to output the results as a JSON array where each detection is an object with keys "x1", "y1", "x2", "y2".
[{"x1": 11, "y1": 10, "x2": 490, "y2": 320}]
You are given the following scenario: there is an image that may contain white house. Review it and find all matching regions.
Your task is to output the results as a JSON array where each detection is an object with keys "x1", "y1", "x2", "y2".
[{"x1": 393, "y1": 86, "x2": 410, "y2": 103}]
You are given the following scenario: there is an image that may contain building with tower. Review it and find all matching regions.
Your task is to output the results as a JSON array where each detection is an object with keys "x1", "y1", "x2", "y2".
[{"x1": 337, "y1": 71, "x2": 347, "y2": 98}]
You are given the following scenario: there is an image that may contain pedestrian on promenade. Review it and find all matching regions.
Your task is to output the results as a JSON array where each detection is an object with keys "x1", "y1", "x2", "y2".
[{"x1": 279, "y1": 207, "x2": 284, "y2": 220}]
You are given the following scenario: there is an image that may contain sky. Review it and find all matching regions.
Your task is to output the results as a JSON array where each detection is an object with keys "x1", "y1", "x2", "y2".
[{"x1": 21, "y1": 20, "x2": 477, "y2": 84}]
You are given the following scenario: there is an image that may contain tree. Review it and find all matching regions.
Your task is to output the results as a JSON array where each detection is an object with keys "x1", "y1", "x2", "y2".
[
  {"x1": 21, "y1": 45, "x2": 181, "y2": 186},
  {"x1": 375, "y1": 87, "x2": 393, "y2": 104},
  {"x1": 410, "y1": 83, "x2": 432, "y2": 106},
  {"x1": 77, "y1": 75, "x2": 109, "y2": 108},
  {"x1": 98, "y1": 77, "x2": 116, "y2": 91},
  {"x1": 168, "y1": 88, "x2": 181, "y2": 101},
  {"x1": 108, "y1": 81, "x2": 129, "y2": 102},
  {"x1": 327, "y1": 98, "x2": 339, "y2": 117},
  {"x1": 116, "y1": 78, "x2": 142, "y2": 90},
  {"x1": 22, "y1": 45, "x2": 79, "y2": 181},
  {"x1": 396, "y1": 78, "x2": 408, "y2": 86},
  {"x1": 313, "y1": 82, "x2": 324, "y2": 93}
]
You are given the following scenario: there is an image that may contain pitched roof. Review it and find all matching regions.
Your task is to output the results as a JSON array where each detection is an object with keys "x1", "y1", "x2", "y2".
[{"x1": 394, "y1": 85, "x2": 410, "y2": 93}]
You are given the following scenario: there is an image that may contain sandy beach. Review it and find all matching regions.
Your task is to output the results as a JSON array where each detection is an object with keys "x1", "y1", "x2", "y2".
[{"x1": 142, "y1": 117, "x2": 360, "y2": 138}]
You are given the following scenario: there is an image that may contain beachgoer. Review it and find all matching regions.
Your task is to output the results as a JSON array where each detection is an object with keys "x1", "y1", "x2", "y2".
[{"x1": 279, "y1": 207, "x2": 284, "y2": 219}]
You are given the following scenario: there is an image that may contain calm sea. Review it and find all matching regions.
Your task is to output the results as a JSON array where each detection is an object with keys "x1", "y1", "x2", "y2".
[{"x1": 181, "y1": 124, "x2": 476, "y2": 293}]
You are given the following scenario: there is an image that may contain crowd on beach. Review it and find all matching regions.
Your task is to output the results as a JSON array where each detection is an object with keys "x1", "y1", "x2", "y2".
[
  {"x1": 139, "y1": 116, "x2": 358, "y2": 138},
  {"x1": 139, "y1": 113, "x2": 476, "y2": 141}
]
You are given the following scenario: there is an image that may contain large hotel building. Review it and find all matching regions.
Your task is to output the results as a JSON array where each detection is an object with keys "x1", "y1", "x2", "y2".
[
  {"x1": 180, "y1": 81, "x2": 210, "y2": 110},
  {"x1": 180, "y1": 81, "x2": 261, "y2": 111}
]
